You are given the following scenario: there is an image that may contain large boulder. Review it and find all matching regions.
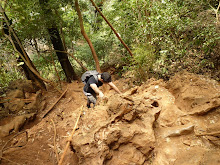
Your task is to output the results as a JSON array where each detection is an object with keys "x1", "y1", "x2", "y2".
[
  {"x1": 71, "y1": 85, "x2": 161, "y2": 164},
  {"x1": 70, "y1": 72, "x2": 220, "y2": 165},
  {"x1": 166, "y1": 71, "x2": 220, "y2": 115},
  {"x1": 0, "y1": 113, "x2": 36, "y2": 137},
  {"x1": 7, "y1": 79, "x2": 39, "y2": 93}
]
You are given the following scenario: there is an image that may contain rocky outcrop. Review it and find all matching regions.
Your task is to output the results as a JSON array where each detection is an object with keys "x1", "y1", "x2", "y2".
[
  {"x1": 0, "y1": 113, "x2": 36, "y2": 137},
  {"x1": 0, "y1": 80, "x2": 45, "y2": 137},
  {"x1": 71, "y1": 72, "x2": 220, "y2": 165},
  {"x1": 71, "y1": 88, "x2": 159, "y2": 164},
  {"x1": 1, "y1": 79, "x2": 44, "y2": 114}
]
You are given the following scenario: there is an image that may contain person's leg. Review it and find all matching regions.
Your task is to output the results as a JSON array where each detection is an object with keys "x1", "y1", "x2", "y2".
[
  {"x1": 87, "y1": 92, "x2": 97, "y2": 108},
  {"x1": 83, "y1": 90, "x2": 91, "y2": 108},
  {"x1": 87, "y1": 98, "x2": 91, "y2": 108},
  {"x1": 83, "y1": 90, "x2": 97, "y2": 108}
]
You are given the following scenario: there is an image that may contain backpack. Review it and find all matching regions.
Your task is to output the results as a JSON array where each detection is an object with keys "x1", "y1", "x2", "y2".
[{"x1": 81, "y1": 70, "x2": 99, "y2": 84}]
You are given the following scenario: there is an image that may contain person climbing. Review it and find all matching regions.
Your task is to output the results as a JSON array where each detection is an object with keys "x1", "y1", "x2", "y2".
[{"x1": 81, "y1": 70, "x2": 121, "y2": 108}]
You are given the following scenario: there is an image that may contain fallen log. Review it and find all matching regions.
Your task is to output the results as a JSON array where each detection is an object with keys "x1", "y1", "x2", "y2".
[
  {"x1": 58, "y1": 105, "x2": 83, "y2": 165},
  {"x1": 43, "y1": 88, "x2": 68, "y2": 118}
]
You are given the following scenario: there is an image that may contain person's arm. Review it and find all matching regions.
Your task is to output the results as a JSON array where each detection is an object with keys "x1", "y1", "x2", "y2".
[
  {"x1": 108, "y1": 82, "x2": 122, "y2": 94},
  {"x1": 90, "y1": 83, "x2": 104, "y2": 98}
]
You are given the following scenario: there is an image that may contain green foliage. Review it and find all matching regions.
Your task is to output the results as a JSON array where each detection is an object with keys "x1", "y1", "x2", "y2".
[
  {"x1": 0, "y1": 47, "x2": 24, "y2": 89},
  {"x1": 147, "y1": 0, "x2": 219, "y2": 79},
  {"x1": 32, "y1": 53, "x2": 66, "y2": 81},
  {"x1": 108, "y1": 0, "x2": 219, "y2": 80},
  {"x1": 1, "y1": 0, "x2": 220, "y2": 87},
  {"x1": 74, "y1": 31, "x2": 115, "y2": 69},
  {"x1": 0, "y1": 64, "x2": 23, "y2": 89},
  {"x1": 123, "y1": 43, "x2": 156, "y2": 83}
]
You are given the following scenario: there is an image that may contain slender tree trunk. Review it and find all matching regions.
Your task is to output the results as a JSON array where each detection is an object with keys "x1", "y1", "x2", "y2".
[
  {"x1": 39, "y1": 0, "x2": 77, "y2": 82},
  {"x1": 33, "y1": 38, "x2": 41, "y2": 57},
  {"x1": 0, "y1": 5, "x2": 46, "y2": 90},
  {"x1": 215, "y1": 1, "x2": 220, "y2": 25},
  {"x1": 94, "y1": 0, "x2": 103, "y2": 30},
  {"x1": 60, "y1": 27, "x2": 67, "y2": 51},
  {"x1": 75, "y1": 0, "x2": 101, "y2": 72},
  {"x1": 54, "y1": 9, "x2": 68, "y2": 52},
  {"x1": 89, "y1": 0, "x2": 133, "y2": 57}
]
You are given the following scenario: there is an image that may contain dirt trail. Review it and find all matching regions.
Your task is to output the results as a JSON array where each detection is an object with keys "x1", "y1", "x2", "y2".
[{"x1": 0, "y1": 71, "x2": 220, "y2": 165}]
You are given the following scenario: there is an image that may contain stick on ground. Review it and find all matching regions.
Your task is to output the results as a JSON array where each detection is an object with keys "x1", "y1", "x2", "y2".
[
  {"x1": 51, "y1": 119, "x2": 59, "y2": 163},
  {"x1": 43, "y1": 88, "x2": 68, "y2": 118},
  {"x1": 58, "y1": 105, "x2": 83, "y2": 165}
]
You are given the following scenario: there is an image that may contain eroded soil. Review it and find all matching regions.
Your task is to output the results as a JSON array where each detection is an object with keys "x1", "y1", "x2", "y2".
[{"x1": 0, "y1": 71, "x2": 220, "y2": 165}]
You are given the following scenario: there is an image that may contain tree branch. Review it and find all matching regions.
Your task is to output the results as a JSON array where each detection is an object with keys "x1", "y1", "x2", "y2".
[
  {"x1": 89, "y1": 0, "x2": 134, "y2": 57},
  {"x1": 208, "y1": 1, "x2": 220, "y2": 25},
  {"x1": 75, "y1": 0, "x2": 101, "y2": 72},
  {"x1": 216, "y1": 1, "x2": 220, "y2": 25},
  {"x1": 43, "y1": 88, "x2": 68, "y2": 118},
  {"x1": 58, "y1": 105, "x2": 83, "y2": 165}
]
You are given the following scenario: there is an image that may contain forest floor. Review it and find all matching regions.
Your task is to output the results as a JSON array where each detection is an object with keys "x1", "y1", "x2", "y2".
[{"x1": 0, "y1": 71, "x2": 220, "y2": 165}]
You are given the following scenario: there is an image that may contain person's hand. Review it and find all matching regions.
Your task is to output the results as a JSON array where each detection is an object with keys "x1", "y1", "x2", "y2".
[
  {"x1": 102, "y1": 96, "x2": 108, "y2": 103},
  {"x1": 98, "y1": 92, "x2": 108, "y2": 104},
  {"x1": 99, "y1": 92, "x2": 105, "y2": 98}
]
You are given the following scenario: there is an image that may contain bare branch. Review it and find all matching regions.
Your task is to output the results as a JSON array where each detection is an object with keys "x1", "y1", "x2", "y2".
[
  {"x1": 89, "y1": 0, "x2": 134, "y2": 57},
  {"x1": 75, "y1": 0, "x2": 101, "y2": 72}
]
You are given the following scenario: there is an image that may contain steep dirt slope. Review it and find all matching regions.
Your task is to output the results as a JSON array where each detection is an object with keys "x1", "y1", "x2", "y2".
[
  {"x1": 0, "y1": 72, "x2": 220, "y2": 165},
  {"x1": 0, "y1": 81, "x2": 85, "y2": 164},
  {"x1": 70, "y1": 72, "x2": 220, "y2": 165}
]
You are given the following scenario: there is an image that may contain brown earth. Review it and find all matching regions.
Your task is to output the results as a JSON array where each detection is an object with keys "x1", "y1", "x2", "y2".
[{"x1": 0, "y1": 71, "x2": 220, "y2": 165}]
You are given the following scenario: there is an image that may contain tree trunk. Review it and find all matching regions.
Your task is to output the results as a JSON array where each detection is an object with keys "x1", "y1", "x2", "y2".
[
  {"x1": 60, "y1": 27, "x2": 67, "y2": 51},
  {"x1": 48, "y1": 27, "x2": 77, "y2": 82},
  {"x1": 75, "y1": 0, "x2": 101, "y2": 72},
  {"x1": 33, "y1": 38, "x2": 41, "y2": 57},
  {"x1": 0, "y1": 6, "x2": 46, "y2": 90},
  {"x1": 39, "y1": 0, "x2": 77, "y2": 82}
]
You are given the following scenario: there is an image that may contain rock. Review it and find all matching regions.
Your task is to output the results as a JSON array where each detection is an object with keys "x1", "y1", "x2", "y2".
[
  {"x1": 4, "y1": 100, "x2": 25, "y2": 112},
  {"x1": 8, "y1": 79, "x2": 39, "y2": 93},
  {"x1": 6, "y1": 89, "x2": 24, "y2": 98},
  {"x1": 167, "y1": 71, "x2": 220, "y2": 115},
  {"x1": 202, "y1": 151, "x2": 220, "y2": 165},
  {"x1": 0, "y1": 113, "x2": 36, "y2": 137},
  {"x1": 163, "y1": 124, "x2": 194, "y2": 137},
  {"x1": 65, "y1": 72, "x2": 220, "y2": 165},
  {"x1": 24, "y1": 90, "x2": 42, "y2": 112},
  {"x1": 71, "y1": 94, "x2": 157, "y2": 165},
  {"x1": 106, "y1": 144, "x2": 146, "y2": 165},
  {"x1": 171, "y1": 147, "x2": 206, "y2": 165},
  {"x1": 194, "y1": 120, "x2": 220, "y2": 146}
]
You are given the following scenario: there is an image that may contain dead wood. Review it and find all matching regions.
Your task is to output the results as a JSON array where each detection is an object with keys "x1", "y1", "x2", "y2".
[
  {"x1": 43, "y1": 88, "x2": 68, "y2": 118},
  {"x1": 51, "y1": 119, "x2": 59, "y2": 164},
  {"x1": 58, "y1": 105, "x2": 83, "y2": 165}
]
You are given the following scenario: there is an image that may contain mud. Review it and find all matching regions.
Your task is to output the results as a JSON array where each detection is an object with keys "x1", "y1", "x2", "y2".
[{"x1": 0, "y1": 72, "x2": 220, "y2": 165}]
